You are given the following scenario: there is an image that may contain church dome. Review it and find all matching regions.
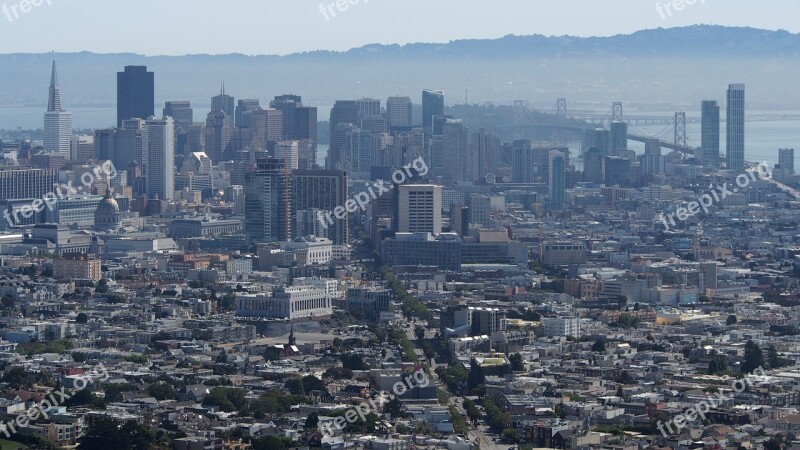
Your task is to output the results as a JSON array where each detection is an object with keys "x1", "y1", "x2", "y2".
[{"x1": 94, "y1": 189, "x2": 121, "y2": 231}]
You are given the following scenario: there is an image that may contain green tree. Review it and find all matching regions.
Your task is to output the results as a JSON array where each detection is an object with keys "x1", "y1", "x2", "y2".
[
  {"x1": 742, "y1": 340, "x2": 765, "y2": 374},
  {"x1": 202, "y1": 387, "x2": 246, "y2": 412},
  {"x1": 592, "y1": 339, "x2": 607, "y2": 352},
  {"x1": 708, "y1": 353, "x2": 729, "y2": 374},
  {"x1": 726, "y1": 315, "x2": 738, "y2": 325},
  {"x1": 76, "y1": 312, "x2": 89, "y2": 324},
  {"x1": 304, "y1": 412, "x2": 319, "y2": 430},
  {"x1": 147, "y1": 382, "x2": 177, "y2": 401},
  {"x1": 509, "y1": 353, "x2": 525, "y2": 372},
  {"x1": 95, "y1": 278, "x2": 109, "y2": 293},
  {"x1": 415, "y1": 325, "x2": 426, "y2": 341}
]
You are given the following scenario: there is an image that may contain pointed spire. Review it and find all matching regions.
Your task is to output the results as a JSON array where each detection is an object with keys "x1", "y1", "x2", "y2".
[
  {"x1": 47, "y1": 60, "x2": 62, "y2": 113},
  {"x1": 221, "y1": 81, "x2": 225, "y2": 96}
]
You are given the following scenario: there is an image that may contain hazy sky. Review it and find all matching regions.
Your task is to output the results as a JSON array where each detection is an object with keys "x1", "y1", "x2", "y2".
[{"x1": 0, "y1": 0, "x2": 795, "y2": 55}]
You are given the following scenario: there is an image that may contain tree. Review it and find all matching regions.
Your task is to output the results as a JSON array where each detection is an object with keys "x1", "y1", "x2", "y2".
[
  {"x1": 1, "y1": 295, "x2": 16, "y2": 309},
  {"x1": 768, "y1": 345, "x2": 792, "y2": 369},
  {"x1": 1, "y1": 366, "x2": 29, "y2": 388},
  {"x1": 726, "y1": 315, "x2": 738, "y2": 325},
  {"x1": 304, "y1": 412, "x2": 319, "y2": 430},
  {"x1": 81, "y1": 417, "x2": 158, "y2": 450},
  {"x1": 708, "y1": 353, "x2": 729, "y2": 375},
  {"x1": 95, "y1": 278, "x2": 109, "y2": 293},
  {"x1": 592, "y1": 339, "x2": 607, "y2": 353},
  {"x1": 147, "y1": 382, "x2": 177, "y2": 401},
  {"x1": 468, "y1": 359, "x2": 485, "y2": 392},
  {"x1": 341, "y1": 353, "x2": 369, "y2": 370},
  {"x1": 384, "y1": 397, "x2": 405, "y2": 418},
  {"x1": 414, "y1": 325, "x2": 426, "y2": 341},
  {"x1": 202, "y1": 387, "x2": 246, "y2": 412},
  {"x1": 742, "y1": 340, "x2": 765, "y2": 374},
  {"x1": 509, "y1": 353, "x2": 525, "y2": 372},
  {"x1": 324, "y1": 367, "x2": 353, "y2": 380},
  {"x1": 76, "y1": 312, "x2": 89, "y2": 324}
]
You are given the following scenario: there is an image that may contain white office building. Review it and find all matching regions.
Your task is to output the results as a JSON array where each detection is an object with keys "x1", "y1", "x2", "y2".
[
  {"x1": 542, "y1": 316, "x2": 581, "y2": 338},
  {"x1": 398, "y1": 184, "x2": 442, "y2": 235},
  {"x1": 43, "y1": 62, "x2": 72, "y2": 156},
  {"x1": 236, "y1": 286, "x2": 332, "y2": 319},
  {"x1": 144, "y1": 117, "x2": 175, "y2": 201}
]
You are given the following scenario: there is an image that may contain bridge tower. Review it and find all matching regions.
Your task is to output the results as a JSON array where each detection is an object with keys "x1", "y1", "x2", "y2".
[
  {"x1": 557, "y1": 98, "x2": 567, "y2": 118},
  {"x1": 674, "y1": 112, "x2": 687, "y2": 148},
  {"x1": 611, "y1": 102, "x2": 623, "y2": 123}
]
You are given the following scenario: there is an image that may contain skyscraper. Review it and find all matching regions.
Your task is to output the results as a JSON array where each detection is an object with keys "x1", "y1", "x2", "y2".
[
  {"x1": 726, "y1": 84, "x2": 746, "y2": 171},
  {"x1": 442, "y1": 119, "x2": 469, "y2": 183},
  {"x1": 144, "y1": 117, "x2": 175, "y2": 201},
  {"x1": 779, "y1": 148, "x2": 795, "y2": 176},
  {"x1": 211, "y1": 83, "x2": 235, "y2": 121},
  {"x1": 235, "y1": 99, "x2": 261, "y2": 128},
  {"x1": 511, "y1": 139, "x2": 534, "y2": 183},
  {"x1": 117, "y1": 66, "x2": 154, "y2": 127},
  {"x1": 549, "y1": 150, "x2": 566, "y2": 208},
  {"x1": 609, "y1": 121, "x2": 628, "y2": 154},
  {"x1": 245, "y1": 158, "x2": 291, "y2": 243},
  {"x1": 163, "y1": 101, "x2": 194, "y2": 129},
  {"x1": 642, "y1": 139, "x2": 664, "y2": 176},
  {"x1": 356, "y1": 98, "x2": 381, "y2": 118},
  {"x1": 249, "y1": 108, "x2": 284, "y2": 152},
  {"x1": 386, "y1": 96, "x2": 412, "y2": 128},
  {"x1": 292, "y1": 169, "x2": 348, "y2": 245},
  {"x1": 422, "y1": 90, "x2": 445, "y2": 144},
  {"x1": 701, "y1": 100, "x2": 720, "y2": 168},
  {"x1": 43, "y1": 61, "x2": 72, "y2": 156},
  {"x1": 328, "y1": 101, "x2": 359, "y2": 169},
  {"x1": 205, "y1": 110, "x2": 234, "y2": 163},
  {"x1": 398, "y1": 184, "x2": 443, "y2": 235}
]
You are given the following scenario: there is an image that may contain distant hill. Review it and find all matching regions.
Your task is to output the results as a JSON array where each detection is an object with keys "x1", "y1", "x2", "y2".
[{"x1": 1, "y1": 25, "x2": 798, "y2": 118}]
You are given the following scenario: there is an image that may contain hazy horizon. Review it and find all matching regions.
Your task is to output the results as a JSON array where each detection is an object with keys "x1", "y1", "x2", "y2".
[{"x1": 0, "y1": 0, "x2": 798, "y2": 56}]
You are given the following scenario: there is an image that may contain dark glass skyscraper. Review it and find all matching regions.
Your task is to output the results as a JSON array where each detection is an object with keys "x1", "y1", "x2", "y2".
[
  {"x1": 726, "y1": 84, "x2": 745, "y2": 171},
  {"x1": 422, "y1": 89, "x2": 445, "y2": 143},
  {"x1": 701, "y1": 100, "x2": 720, "y2": 168},
  {"x1": 117, "y1": 66, "x2": 154, "y2": 128}
]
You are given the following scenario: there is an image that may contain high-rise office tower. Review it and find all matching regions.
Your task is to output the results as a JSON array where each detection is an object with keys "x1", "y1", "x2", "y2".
[
  {"x1": 609, "y1": 121, "x2": 628, "y2": 153},
  {"x1": 583, "y1": 148, "x2": 605, "y2": 183},
  {"x1": 430, "y1": 115, "x2": 453, "y2": 175},
  {"x1": 471, "y1": 129, "x2": 501, "y2": 181},
  {"x1": 442, "y1": 119, "x2": 469, "y2": 183},
  {"x1": 549, "y1": 150, "x2": 566, "y2": 207},
  {"x1": 245, "y1": 158, "x2": 291, "y2": 243},
  {"x1": 116, "y1": 118, "x2": 145, "y2": 171},
  {"x1": 93, "y1": 129, "x2": 115, "y2": 162},
  {"x1": 511, "y1": 139, "x2": 534, "y2": 183},
  {"x1": 604, "y1": 156, "x2": 631, "y2": 187},
  {"x1": 144, "y1": 117, "x2": 175, "y2": 201},
  {"x1": 0, "y1": 168, "x2": 59, "y2": 200},
  {"x1": 275, "y1": 141, "x2": 300, "y2": 170},
  {"x1": 329, "y1": 123, "x2": 358, "y2": 171},
  {"x1": 386, "y1": 96, "x2": 412, "y2": 128},
  {"x1": 422, "y1": 90, "x2": 445, "y2": 144},
  {"x1": 701, "y1": 100, "x2": 720, "y2": 168},
  {"x1": 205, "y1": 110, "x2": 234, "y2": 163},
  {"x1": 235, "y1": 99, "x2": 261, "y2": 128},
  {"x1": 292, "y1": 169, "x2": 348, "y2": 245},
  {"x1": 583, "y1": 128, "x2": 610, "y2": 156},
  {"x1": 779, "y1": 148, "x2": 795, "y2": 176},
  {"x1": 270, "y1": 95, "x2": 317, "y2": 167},
  {"x1": 328, "y1": 101, "x2": 359, "y2": 169},
  {"x1": 163, "y1": 101, "x2": 194, "y2": 129},
  {"x1": 726, "y1": 84, "x2": 746, "y2": 171},
  {"x1": 356, "y1": 98, "x2": 381, "y2": 118},
  {"x1": 211, "y1": 83, "x2": 235, "y2": 122},
  {"x1": 249, "y1": 108, "x2": 284, "y2": 152},
  {"x1": 642, "y1": 139, "x2": 664, "y2": 176},
  {"x1": 328, "y1": 100, "x2": 359, "y2": 167},
  {"x1": 117, "y1": 66, "x2": 154, "y2": 127},
  {"x1": 398, "y1": 184, "x2": 443, "y2": 235},
  {"x1": 43, "y1": 62, "x2": 73, "y2": 156}
]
